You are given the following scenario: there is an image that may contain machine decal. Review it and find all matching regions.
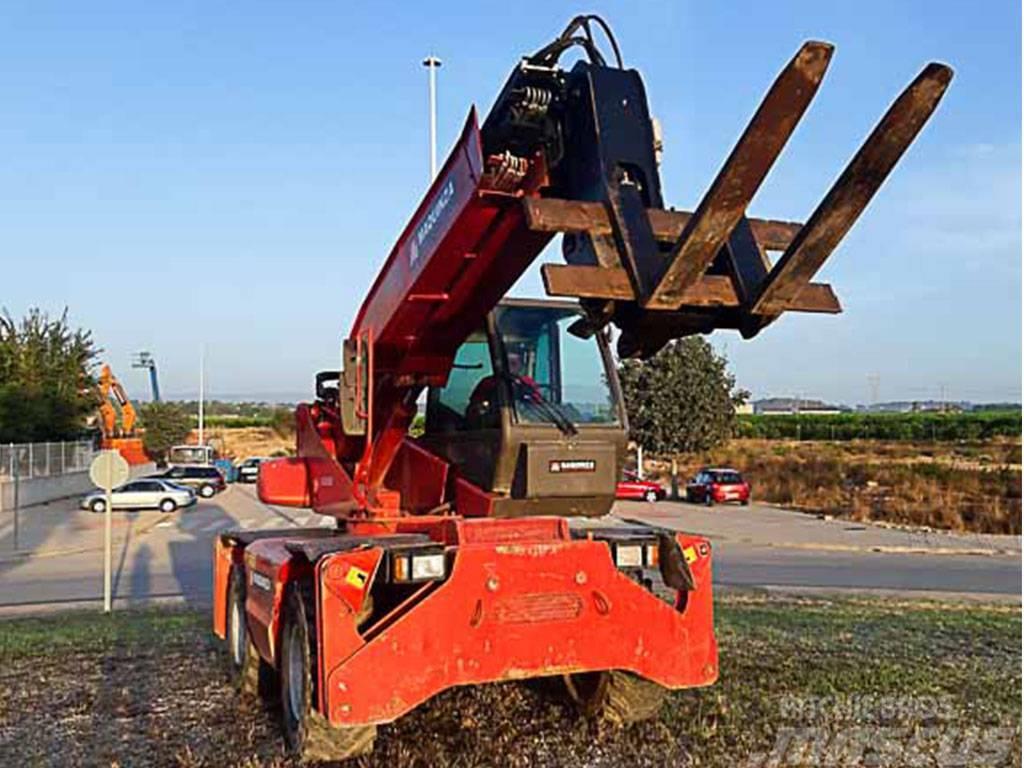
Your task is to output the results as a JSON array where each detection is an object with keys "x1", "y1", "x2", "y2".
[
  {"x1": 548, "y1": 459, "x2": 596, "y2": 473},
  {"x1": 345, "y1": 566, "x2": 370, "y2": 589},
  {"x1": 250, "y1": 571, "x2": 272, "y2": 592},
  {"x1": 410, "y1": 178, "x2": 455, "y2": 268}
]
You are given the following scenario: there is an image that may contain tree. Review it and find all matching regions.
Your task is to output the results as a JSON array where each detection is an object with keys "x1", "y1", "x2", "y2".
[
  {"x1": 618, "y1": 336, "x2": 747, "y2": 454},
  {"x1": 0, "y1": 308, "x2": 99, "y2": 442},
  {"x1": 138, "y1": 402, "x2": 193, "y2": 462}
]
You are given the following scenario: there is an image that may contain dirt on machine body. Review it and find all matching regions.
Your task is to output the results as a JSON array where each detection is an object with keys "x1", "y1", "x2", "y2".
[{"x1": 211, "y1": 15, "x2": 951, "y2": 761}]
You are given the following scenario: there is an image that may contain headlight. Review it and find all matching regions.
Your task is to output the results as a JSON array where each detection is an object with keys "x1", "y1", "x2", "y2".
[
  {"x1": 391, "y1": 550, "x2": 447, "y2": 582},
  {"x1": 614, "y1": 544, "x2": 643, "y2": 567}
]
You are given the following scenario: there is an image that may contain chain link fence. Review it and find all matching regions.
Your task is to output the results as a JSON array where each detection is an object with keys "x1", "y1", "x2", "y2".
[{"x1": 0, "y1": 441, "x2": 97, "y2": 480}]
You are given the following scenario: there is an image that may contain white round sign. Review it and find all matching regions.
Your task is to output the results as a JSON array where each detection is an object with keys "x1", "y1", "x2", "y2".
[{"x1": 89, "y1": 450, "x2": 130, "y2": 490}]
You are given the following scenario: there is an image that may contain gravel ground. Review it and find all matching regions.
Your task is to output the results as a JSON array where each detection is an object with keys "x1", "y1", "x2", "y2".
[{"x1": 0, "y1": 595, "x2": 1018, "y2": 767}]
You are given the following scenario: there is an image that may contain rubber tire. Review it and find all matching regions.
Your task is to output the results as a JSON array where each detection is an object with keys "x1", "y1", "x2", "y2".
[
  {"x1": 742, "y1": 498, "x2": 750, "y2": 506},
  {"x1": 644, "y1": 490, "x2": 658, "y2": 504},
  {"x1": 279, "y1": 586, "x2": 376, "y2": 762},
  {"x1": 227, "y1": 568, "x2": 275, "y2": 699},
  {"x1": 564, "y1": 670, "x2": 667, "y2": 726},
  {"x1": 705, "y1": 493, "x2": 714, "y2": 507},
  {"x1": 91, "y1": 499, "x2": 106, "y2": 513},
  {"x1": 199, "y1": 484, "x2": 216, "y2": 499},
  {"x1": 159, "y1": 498, "x2": 177, "y2": 513}
]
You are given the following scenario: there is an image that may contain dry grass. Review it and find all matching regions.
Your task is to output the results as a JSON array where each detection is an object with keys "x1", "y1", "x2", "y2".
[
  {"x1": 648, "y1": 439, "x2": 1022, "y2": 535},
  {"x1": 187, "y1": 427, "x2": 294, "y2": 462},
  {"x1": 0, "y1": 597, "x2": 1018, "y2": 767}
]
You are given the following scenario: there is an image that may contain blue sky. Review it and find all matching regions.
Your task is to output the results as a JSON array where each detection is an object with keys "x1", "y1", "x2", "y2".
[{"x1": 1, "y1": 1, "x2": 1020, "y2": 404}]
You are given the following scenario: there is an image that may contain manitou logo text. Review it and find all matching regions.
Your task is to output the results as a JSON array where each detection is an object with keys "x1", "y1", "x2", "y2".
[
  {"x1": 410, "y1": 178, "x2": 455, "y2": 268},
  {"x1": 549, "y1": 459, "x2": 596, "y2": 473}
]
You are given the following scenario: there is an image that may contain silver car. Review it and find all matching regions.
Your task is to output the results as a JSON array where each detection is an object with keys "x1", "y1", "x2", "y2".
[{"x1": 81, "y1": 479, "x2": 196, "y2": 513}]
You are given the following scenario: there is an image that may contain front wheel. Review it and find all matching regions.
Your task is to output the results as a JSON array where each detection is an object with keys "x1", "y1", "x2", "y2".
[
  {"x1": 564, "y1": 670, "x2": 667, "y2": 726},
  {"x1": 159, "y1": 498, "x2": 177, "y2": 513},
  {"x1": 644, "y1": 490, "x2": 658, "y2": 503},
  {"x1": 280, "y1": 586, "x2": 376, "y2": 762},
  {"x1": 704, "y1": 493, "x2": 714, "y2": 507},
  {"x1": 199, "y1": 484, "x2": 216, "y2": 499}
]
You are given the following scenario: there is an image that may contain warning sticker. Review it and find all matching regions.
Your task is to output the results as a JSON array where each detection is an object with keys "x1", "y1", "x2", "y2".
[
  {"x1": 345, "y1": 566, "x2": 369, "y2": 588},
  {"x1": 682, "y1": 546, "x2": 698, "y2": 565}
]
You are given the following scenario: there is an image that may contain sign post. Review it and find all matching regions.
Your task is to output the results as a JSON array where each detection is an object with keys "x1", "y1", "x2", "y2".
[{"x1": 89, "y1": 450, "x2": 129, "y2": 613}]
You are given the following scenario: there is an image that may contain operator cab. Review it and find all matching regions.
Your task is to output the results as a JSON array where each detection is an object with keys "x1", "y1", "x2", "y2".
[{"x1": 421, "y1": 298, "x2": 627, "y2": 517}]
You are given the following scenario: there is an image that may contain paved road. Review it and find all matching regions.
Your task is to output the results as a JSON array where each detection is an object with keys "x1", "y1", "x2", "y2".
[
  {"x1": 0, "y1": 487, "x2": 1018, "y2": 611},
  {"x1": 620, "y1": 500, "x2": 1021, "y2": 598}
]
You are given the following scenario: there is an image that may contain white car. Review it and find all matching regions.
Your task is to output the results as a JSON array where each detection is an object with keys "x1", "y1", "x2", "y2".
[
  {"x1": 236, "y1": 456, "x2": 269, "y2": 483},
  {"x1": 81, "y1": 479, "x2": 196, "y2": 514}
]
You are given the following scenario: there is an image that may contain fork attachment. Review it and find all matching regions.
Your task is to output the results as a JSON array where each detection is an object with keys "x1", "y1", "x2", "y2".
[{"x1": 524, "y1": 44, "x2": 952, "y2": 357}]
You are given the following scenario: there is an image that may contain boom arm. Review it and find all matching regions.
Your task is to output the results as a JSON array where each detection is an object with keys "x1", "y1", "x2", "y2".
[{"x1": 301, "y1": 17, "x2": 951, "y2": 514}]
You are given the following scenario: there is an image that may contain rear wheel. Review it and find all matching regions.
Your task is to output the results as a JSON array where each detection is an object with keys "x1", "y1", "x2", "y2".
[
  {"x1": 199, "y1": 484, "x2": 216, "y2": 498},
  {"x1": 279, "y1": 586, "x2": 376, "y2": 762},
  {"x1": 564, "y1": 670, "x2": 667, "y2": 725},
  {"x1": 91, "y1": 499, "x2": 106, "y2": 513},
  {"x1": 644, "y1": 490, "x2": 658, "y2": 503},
  {"x1": 227, "y1": 568, "x2": 274, "y2": 699},
  {"x1": 704, "y1": 492, "x2": 714, "y2": 507}
]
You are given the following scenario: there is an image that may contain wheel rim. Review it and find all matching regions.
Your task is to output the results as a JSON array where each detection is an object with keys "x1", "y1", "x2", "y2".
[
  {"x1": 230, "y1": 595, "x2": 245, "y2": 668},
  {"x1": 162, "y1": 501, "x2": 174, "y2": 512},
  {"x1": 285, "y1": 622, "x2": 305, "y2": 723},
  {"x1": 93, "y1": 501, "x2": 104, "y2": 513},
  {"x1": 202, "y1": 486, "x2": 214, "y2": 497}
]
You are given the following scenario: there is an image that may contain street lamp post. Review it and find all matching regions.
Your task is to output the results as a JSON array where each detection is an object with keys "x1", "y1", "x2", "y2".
[{"x1": 422, "y1": 55, "x2": 442, "y2": 180}]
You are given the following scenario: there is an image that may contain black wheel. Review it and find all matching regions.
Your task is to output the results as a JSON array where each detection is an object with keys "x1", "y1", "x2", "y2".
[
  {"x1": 564, "y1": 670, "x2": 667, "y2": 726},
  {"x1": 199, "y1": 484, "x2": 216, "y2": 498},
  {"x1": 159, "y1": 498, "x2": 177, "y2": 513},
  {"x1": 644, "y1": 490, "x2": 658, "y2": 503},
  {"x1": 704, "y1": 492, "x2": 714, "y2": 507},
  {"x1": 91, "y1": 498, "x2": 106, "y2": 513},
  {"x1": 280, "y1": 586, "x2": 376, "y2": 762},
  {"x1": 227, "y1": 568, "x2": 275, "y2": 699},
  {"x1": 741, "y1": 498, "x2": 750, "y2": 506}
]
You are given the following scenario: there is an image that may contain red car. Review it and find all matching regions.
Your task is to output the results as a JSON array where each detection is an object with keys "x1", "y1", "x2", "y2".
[
  {"x1": 615, "y1": 471, "x2": 666, "y2": 503},
  {"x1": 685, "y1": 468, "x2": 751, "y2": 506}
]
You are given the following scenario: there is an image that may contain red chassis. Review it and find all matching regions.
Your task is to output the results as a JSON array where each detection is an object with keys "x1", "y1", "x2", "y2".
[{"x1": 214, "y1": 515, "x2": 716, "y2": 727}]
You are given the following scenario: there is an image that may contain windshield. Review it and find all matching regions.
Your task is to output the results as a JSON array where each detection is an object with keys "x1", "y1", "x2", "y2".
[{"x1": 494, "y1": 305, "x2": 618, "y2": 427}]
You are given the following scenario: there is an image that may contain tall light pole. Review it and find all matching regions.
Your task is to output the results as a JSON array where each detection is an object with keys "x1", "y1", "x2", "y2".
[
  {"x1": 198, "y1": 344, "x2": 205, "y2": 447},
  {"x1": 423, "y1": 55, "x2": 442, "y2": 179}
]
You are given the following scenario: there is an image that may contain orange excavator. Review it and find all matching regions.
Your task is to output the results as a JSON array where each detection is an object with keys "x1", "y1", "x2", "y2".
[{"x1": 98, "y1": 364, "x2": 149, "y2": 465}]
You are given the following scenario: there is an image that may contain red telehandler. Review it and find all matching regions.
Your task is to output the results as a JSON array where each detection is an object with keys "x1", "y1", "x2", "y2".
[{"x1": 212, "y1": 17, "x2": 950, "y2": 761}]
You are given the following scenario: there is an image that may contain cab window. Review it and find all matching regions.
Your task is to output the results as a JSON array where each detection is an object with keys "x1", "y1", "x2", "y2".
[{"x1": 426, "y1": 330, "x2": 498, "y2": 432}]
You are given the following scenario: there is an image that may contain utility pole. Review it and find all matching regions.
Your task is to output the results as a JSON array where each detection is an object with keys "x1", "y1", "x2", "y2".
[
  {"x1": 423, "y1": 55, "x2": 442, "y2": 180},
  {"x1": 198, "y1": 344, "x2": 205, "y2": 447}
]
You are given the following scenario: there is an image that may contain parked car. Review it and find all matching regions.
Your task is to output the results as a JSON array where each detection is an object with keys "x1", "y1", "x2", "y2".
[
  {"x1": 236, "y1": 457, "x2": 269, "y2": 484},
  {"x1": 148, "y1": 464, "x2": 226, "y2": 498},
  {"x1": 685, "y1": 468, "x2": 751, "y2": 506},
  {"x1": 615, "y1": 471, "x2": 666, "y2": 503},
  {"x1": 81, "y1": 479, "x2": 196, "y2": 513}
]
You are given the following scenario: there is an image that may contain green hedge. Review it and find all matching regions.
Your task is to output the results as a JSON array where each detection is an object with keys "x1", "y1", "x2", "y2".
[{"x1": 735, "y1": 411, "x2": 1021, "y2": 442}]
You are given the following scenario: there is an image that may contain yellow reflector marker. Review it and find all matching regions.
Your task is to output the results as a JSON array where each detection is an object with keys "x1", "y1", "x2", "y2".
[
  {"x1": 345, "y1": 566, "x2": 369, "y2": 588},
  {"x1": 683, "y1": 546, "x2": 697, "y2": 565}
]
